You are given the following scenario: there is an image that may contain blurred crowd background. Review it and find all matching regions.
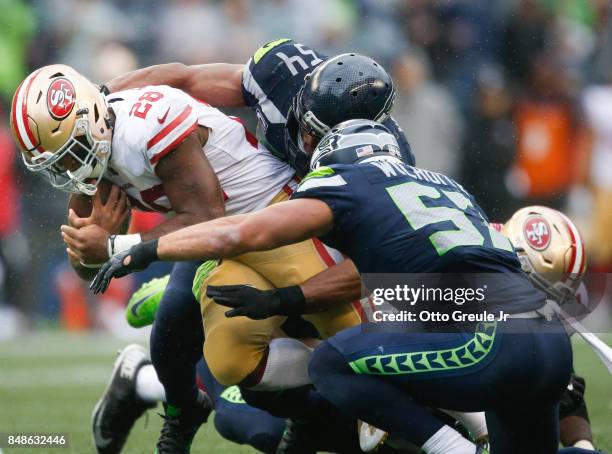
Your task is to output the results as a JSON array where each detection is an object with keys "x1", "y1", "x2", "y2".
[{"x1": 0, "y1": 0, "x2": 611, "y2": 338}]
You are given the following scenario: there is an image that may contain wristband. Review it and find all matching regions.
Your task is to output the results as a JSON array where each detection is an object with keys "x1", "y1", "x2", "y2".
[
  {"x1": 107, "y1": 233, "x2": 142, "y2": 258},
  {"x1": 270, "y1": 285, "x2": 306, "y2": 316},
  {"x1": 130, "y1": 239, "x2": 160, "y2": 269}
]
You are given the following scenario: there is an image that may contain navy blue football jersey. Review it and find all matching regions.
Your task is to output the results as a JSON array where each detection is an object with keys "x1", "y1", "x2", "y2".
[
  {"x1": 241, "y1": 39, "x2": 415, "y2": 168},
  {"x1": 292, "y1": 158, "x2": 545, "y2": 313}
]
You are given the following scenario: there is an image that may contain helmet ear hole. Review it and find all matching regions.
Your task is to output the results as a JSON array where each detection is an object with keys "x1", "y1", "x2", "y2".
[{"x1": 94, "y1": 104, "x2": 100, "y2": 123}]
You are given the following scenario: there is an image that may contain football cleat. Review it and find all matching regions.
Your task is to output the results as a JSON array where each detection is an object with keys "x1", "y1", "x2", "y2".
[
  {"x1": 275, "y1": 418, "x2": 316, "y2": 454},
  {"x1": 125, "y1": 275, "x2": 170, "y2": 328},
  {"x1": 155, "y1": 390, "x2": 213, "y2": 454},
  {"x1": 92, "y1": 344, "x2": 157, "y2": 454},
  {"x1": 358, "y1": 419, "x2": 388, "y2": 452}
]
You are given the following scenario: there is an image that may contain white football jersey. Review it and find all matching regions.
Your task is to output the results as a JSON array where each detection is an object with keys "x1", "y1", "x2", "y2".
[{"x1": 105, "y1": 85, "x2": 295, "y2": 215}]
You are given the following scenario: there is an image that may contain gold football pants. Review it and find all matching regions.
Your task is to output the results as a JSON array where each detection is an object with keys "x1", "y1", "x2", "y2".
[{"x1": 197, "y1": 190, "x2": 363, "y2": 386}]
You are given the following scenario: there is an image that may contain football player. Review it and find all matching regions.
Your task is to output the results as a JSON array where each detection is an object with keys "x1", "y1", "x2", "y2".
[
  {"x1": 14, "y1": 51, "x2": 409, "y2": 453},
  {"x1": 10, "y1": 63, "x2": 295, "y2": 453},
  {"x1": 501, "y1": 207, "x2": 594, "y2": 451},
  {"x1": 91, "y1": 120, "x2": 576, "y2": 453},
  {"x1": 103, "y1": 39, "x2": 418, "y2": 453},
  {"x1": 359, "y1": 206, "x2": 595, "y2": 452}
]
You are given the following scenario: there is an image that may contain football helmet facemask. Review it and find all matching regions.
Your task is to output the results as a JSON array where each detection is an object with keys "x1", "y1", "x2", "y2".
[
  {"x1": 10, "y1": 64, "x2": 113, "y2": 195},
  {"x1": 502, "y1": 206, "x2": 587, "y2": 305}
]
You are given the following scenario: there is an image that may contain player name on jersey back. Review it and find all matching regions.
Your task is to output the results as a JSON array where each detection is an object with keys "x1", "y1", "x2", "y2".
[{"x1": 106, "y1": 85, "x2": 295, "y2": 214}]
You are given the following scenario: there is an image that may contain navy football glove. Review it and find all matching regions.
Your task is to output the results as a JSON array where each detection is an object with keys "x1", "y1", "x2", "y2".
[{"x1": 90, "y1": 240, "x2": 159, "y2": 294}]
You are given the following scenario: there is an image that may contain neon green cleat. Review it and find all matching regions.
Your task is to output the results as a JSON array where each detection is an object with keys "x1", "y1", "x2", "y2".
[{"x1": 125, "y1": 275, "x2": 170, "y2": 328}]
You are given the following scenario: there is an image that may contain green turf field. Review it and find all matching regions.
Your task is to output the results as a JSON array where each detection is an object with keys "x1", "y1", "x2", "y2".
[
  {"x1": 1, "y1": 331, "x2": 611, "y2": 453},
  {"x1": 0, "y1": 332, "x2": 257, "y2": 454}
]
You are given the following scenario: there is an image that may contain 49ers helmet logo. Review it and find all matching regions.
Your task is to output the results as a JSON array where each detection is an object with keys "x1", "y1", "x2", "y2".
[
  {"x1": 47, "y1": 78, "x2": 76, "y2": 120},
  {"x1": 523, "y1": 216, "x2": 551, "y2": 250}
]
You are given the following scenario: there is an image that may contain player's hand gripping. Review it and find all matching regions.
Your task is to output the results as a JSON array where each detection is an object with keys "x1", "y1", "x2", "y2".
[
  {"x1": 62, "y1": 224, "x2": 112, "y2": 264},
  {"x1": 63, "y1": 186, "x2": 130, "y2": 264},
  {"x1": 90, "y1": 240, "x2": 159, "y2": 294},
  {"x1": 206, "y1": 284, "x2": 305, "y2": 319},
  {"x1": 69, "y1": 185, "x2": 130, "y2": 233}
]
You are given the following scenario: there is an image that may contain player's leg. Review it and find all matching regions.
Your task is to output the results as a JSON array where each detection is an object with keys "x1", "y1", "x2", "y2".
[
  {"x1": 308, "y1": 332, "x2": 478, "y2": 454},
  {"x1": 309, "y1": 319, "x2": 572, "y2": 454},
  {"x1": 92, "y1": 344, "x2": 157, "y2": 454},
  {"x1": 237, "y1": 241, "x2": 365, "y2": 453},
  {"x1": 197, "y1": 259, "x2": 289, "y2": 387},
  {"x1": 149, "y1": 260, "x2": 214, "y2": 453},
  {"x1": 150, "y1": 260, "x2": 204, "y2": 407}
]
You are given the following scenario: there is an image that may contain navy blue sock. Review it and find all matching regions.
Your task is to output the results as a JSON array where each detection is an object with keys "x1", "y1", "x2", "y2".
[
  {"x1": 150, "y1": 261, "x2": 203, "y2": 408},
  {"x1": 196, "y1": 359, "x2": 284, "y2": 453},
  {"x1": 309, "y1": 341, "x2": 445, "y2": 447}
]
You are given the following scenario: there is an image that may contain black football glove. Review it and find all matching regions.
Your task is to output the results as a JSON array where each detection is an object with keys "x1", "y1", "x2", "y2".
[
  {"x1": 90, "y1": 240, "x2": 159, "y2": 294},
  {"x1": 559, "y1": 373, "x2": 589, "y2": 420},
  {"x1": 206, "y1": 284, "x2": 305, "y2": 320}
]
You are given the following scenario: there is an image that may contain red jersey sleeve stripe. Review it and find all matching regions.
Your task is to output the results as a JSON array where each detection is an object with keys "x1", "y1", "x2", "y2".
[
  {"x1": 147, "y1": 105, "x2": 194, "y2": 150},
  {"x1": 150, "y1": 120, "x2": 198, "y2": 164}
]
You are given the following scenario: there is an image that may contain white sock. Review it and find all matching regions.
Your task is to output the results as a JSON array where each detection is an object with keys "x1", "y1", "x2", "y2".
[
  {"x1": 574, "y1": 439, "x2": 595, "y2": 450},
  {"x1": 250, "y1": 337, "x2": 313, "y2": 390},
  {"x1": 135, "y1": 364, "x2": 166, "y2": 403},
  {"x1": 421, "y1": 425, "x2": 477, "y2": 454},
  {"x1": 441, "y1": 409, "x2": 488, "y2": 440}
]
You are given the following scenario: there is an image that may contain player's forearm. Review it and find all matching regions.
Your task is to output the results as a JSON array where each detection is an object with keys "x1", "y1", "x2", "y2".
[
  {"x1": 106, "y1": 64, "x2": 183, "y2": 92},
  {"x1": 299, "y1": 259, "x2": 362, "y2": 312},
  {"x1": 156, "y1": 214, "x2": 254, "y2": 261},
  {"x1": 106, "y1": 63, "x2": 246, "y2": 107},
  {"x1": 139, "y1": 209, "x2": 224, "y2": 242}
]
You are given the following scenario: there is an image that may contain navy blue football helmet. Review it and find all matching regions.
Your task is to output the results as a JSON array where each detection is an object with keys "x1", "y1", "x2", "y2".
[
  {"x1": 310, "y1": 119, "x2": 401, "y2": 171},
  {"x1": 286, "y1": 53, "x2": 395, "y2": 175}
]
